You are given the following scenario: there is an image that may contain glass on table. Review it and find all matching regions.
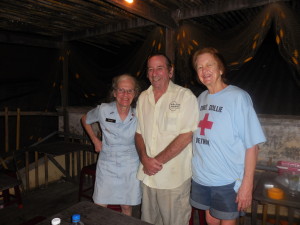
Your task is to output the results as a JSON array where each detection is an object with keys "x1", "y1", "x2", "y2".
[{"x1": 287, "y1": 171, "x2": 300, "y2": 196}]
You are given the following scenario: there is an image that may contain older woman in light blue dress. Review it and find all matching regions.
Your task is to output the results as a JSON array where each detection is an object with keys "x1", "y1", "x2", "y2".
[{"x1": 81, "y1": 74, "x2": 141, "y2": 216}]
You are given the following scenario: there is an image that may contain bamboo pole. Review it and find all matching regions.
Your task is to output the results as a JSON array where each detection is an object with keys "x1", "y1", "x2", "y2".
[
  {"x1": 44, "y1": 154, "x2": 48, "y2": 188},
  {"x1": 83, "y1": 148, "x2": 86, "y2": 168},
  {"x1": 92, "y1": 152, "x2": 95, "y2": 164},
  {"x1": 87, "y1": 151, "x2": 91, "y2": 166},
  {"x1": 71, "y1": 152, "x2": 75, "y2": 179},
  {"x1": 275, "y1": 205, "x2": 280, "y2": 225},
  {"x1": 5, "y1": 107, "x2": 9, "y2": 152},
  {"x1": 262, "y1": 204, "x2": 268, "y2": 225},
  {"x1": 25, "y1": 151, "x2": 30, "y2": 190},
  {"x1": 77, "y1": 150, "x2": 81, "y2": 181},
  {"x1": 35, "y1": 151, "x2": 39, "y2": 188},
  {"x1": 16, "y1": 108, "x2": 20, "y2": 150}
]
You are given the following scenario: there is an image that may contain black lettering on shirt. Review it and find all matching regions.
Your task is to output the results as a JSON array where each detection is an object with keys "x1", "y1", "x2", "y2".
[
  {"x1": 195, "y1": 137, "x2": 210, "y2": 145},
  {"x1": 106, "y1": 118, "x2": 116, "y2": 123},
  {"x1": 208, "y1": 105, "x2": 223, "y2": 112}
]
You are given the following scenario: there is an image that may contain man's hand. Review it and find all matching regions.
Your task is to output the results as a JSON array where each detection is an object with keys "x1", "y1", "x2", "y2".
[{"x1": 142, "y1": 156, "x2": 163, "y2": 176}]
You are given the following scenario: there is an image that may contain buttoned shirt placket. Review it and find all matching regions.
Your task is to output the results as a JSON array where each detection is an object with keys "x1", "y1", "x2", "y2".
[{"x1": 148, "y1": 91, "x2": 161, "y2": 157}]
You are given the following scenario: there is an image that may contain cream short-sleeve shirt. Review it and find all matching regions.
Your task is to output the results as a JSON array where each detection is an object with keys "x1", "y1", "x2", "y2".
[{"x1": 136, "y1": 81, "x2": 199, "y2": 189}]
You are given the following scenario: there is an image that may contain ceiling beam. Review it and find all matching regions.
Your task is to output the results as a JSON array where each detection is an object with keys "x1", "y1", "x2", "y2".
[
  {"x1": 105, "y1": 0, "x2": 177, "y2": 29},
  {"x1": 0, "y1": 31, "x2": 62, "y2": 48},
  {"x1": 173, "y1": 0, "x2": 291, "y2": 20},
  {"x1": 0, "y1": 18, "x2": 153, "y2": 47},
  {"x1": 63, "y1": 18, "x2": 154, "y2": 41}
]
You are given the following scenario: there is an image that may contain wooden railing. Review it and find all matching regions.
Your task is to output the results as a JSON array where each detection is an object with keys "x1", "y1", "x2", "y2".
[
  {"x1": 21, "y1": 131, "x2": 98, "y2": 191},
  {"x1": 0, "y1": 107, "x2": 60, "y2": 154},
  {"x1": 1, "y1": 107, "x2": 98, "y2": 191}
]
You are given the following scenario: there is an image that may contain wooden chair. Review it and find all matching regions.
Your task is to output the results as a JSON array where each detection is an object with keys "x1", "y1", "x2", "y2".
[
  {"x1": 78, "y1": 163, "x2": 97, "y2": 201},
  {"x1": 189, "y1": 207, "x2": 206, "y2": 225},
  {"x1": 0, "y1": 150, "x2": 23, "y2": 209},
  {"x1": 78, "y1": 163, "x2": 121, "y2": 212},
  {"x1": 0, "y1": 170, "x2": 23, "y2": 208}
]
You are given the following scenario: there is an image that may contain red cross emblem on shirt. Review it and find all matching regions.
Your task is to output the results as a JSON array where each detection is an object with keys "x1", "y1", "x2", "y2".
[{"x1": 198, "y1": 113, "x2": 213, "y2": 135}]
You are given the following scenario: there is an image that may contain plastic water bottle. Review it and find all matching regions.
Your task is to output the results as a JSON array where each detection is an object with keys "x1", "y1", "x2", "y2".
[
  {"x1": 51, "y1": 218, "x2": 61, "y2": 225},
  {"x1": 72, "y1": 214, "x2": 84, "y2": 225}
]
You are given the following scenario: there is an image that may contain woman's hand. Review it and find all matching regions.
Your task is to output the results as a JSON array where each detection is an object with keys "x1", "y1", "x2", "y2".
[
  {"x1": 92, "y1": 138, "x2": 102, "y2": 152},
  {"x1": 236, "y1": 181, "x2": 253, "y2": 211},
  {"x1": 236, "y1": 145, "x2": 258, "y2": 211}
]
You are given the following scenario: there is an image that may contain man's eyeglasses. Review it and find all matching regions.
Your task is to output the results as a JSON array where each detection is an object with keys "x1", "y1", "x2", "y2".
[{"x1": 115, "y1": 88, "x2": 135, "y2": 95}]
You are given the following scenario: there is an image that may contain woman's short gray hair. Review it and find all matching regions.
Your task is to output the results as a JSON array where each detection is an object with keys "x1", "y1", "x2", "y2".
[{"x1": 108, "y1": 73, "x2": 140, "y2": 107}]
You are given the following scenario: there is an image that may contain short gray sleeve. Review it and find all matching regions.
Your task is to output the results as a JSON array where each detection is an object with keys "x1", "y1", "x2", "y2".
[{"x1": 86, "y1": 105, "x2": 101, "y2": 124}]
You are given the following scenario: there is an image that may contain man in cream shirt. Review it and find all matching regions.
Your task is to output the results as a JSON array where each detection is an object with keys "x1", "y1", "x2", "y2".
[{"x1": 135, "y1": 53, "x2": 199, "y2": 225}]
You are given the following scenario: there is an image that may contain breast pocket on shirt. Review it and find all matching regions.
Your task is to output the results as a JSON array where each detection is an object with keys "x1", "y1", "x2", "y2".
[{"x1": 162, "y1": 111, "x2": 178, "y2": 132}]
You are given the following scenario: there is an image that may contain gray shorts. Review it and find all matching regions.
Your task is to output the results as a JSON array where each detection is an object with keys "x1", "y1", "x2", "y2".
[
  {"x1": 141, "y1": 179, "x2": 191, "y2": 225},
  {"x1": 190, "y1": 179, "x2": 245, "y2": 220}
]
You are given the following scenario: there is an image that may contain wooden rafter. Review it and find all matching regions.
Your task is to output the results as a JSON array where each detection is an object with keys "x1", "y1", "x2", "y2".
[
  {"x1": 105, "y1": 0, "x2": 177, "y2": 29},
  {"x1": 173, "y1": 0, "x2": 291, "y2": 20},
  {"x1": 63, "y1": 18, "x2": 154, "y2": 41}
]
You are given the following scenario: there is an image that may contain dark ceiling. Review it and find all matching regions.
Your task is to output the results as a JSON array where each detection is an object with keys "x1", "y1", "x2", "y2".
[{"x1": 1, "y1": 0, "x2": 299, "y2": 53}]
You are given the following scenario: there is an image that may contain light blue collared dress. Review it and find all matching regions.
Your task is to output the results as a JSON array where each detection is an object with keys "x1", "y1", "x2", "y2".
[{"x1": 86, "y1": 102, "x2": 141, "y2": 205}]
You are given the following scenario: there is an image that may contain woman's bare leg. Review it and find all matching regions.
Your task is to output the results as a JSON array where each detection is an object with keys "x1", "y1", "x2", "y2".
[
  {"x1": 95, "y1": 203, "x2": 107, "y2": 208},
  {"x1": 205, "y1": 210, "x2": 237, "y2": 225},
  {"x1": 206, "y1": 210, "x2": 220, "y2": 225},
  {"x1": 121, "y1": 205, "x2": 132, "y2": 216}
]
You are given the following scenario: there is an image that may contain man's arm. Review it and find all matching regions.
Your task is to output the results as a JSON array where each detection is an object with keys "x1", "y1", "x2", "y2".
[
  {"x1": 236, "y1": 144, "x2": 259, "y2": 211},
  {"x1": 135, "y1": 132, "x2": 162, "y2": 176},
  {"x1": 155, "y1": 131, "x2": 193, "y2": 164},
  {"x1": 154, "y1": 90, "x2": 198, "y2": 165}
]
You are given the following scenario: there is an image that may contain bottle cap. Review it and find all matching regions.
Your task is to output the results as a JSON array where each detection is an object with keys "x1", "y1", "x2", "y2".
[
  {"x1": 72, "y1": 214, "x2": 80, "y2": 222},
  {"x1": 51, "y1": 218, "x2": 61, "y2": 225}
]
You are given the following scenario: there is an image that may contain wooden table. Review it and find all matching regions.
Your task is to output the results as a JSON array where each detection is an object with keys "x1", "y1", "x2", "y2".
[
  {"x1": 37, "y1": 201, "x2": 153, "y2": 225},
  {"x1": 251, "y1": 172, "x2": 300, "y2": 225},
  {"x1": 30, "y1": 141, "x2": 93, "y2": 184}
]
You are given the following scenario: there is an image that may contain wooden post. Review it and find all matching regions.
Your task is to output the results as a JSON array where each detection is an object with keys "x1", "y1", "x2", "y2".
[
  {"x1": 77, "y1": 151, "x2": 81, "y2": 181},
  {"x1": 61, "y1": 42, "x2": 70, "y2": 134},
  {"x1": 262, "y1": 204, "x2": 268, "y2": 225},
  {"x1": 44, "y1": 154, "x2": 48, "y2": 188},
  {"x1": 4, "y1": 107, "x2": 9, "y2": 152},
  {"x1": 16, "y1": 108, "x2": 20, "y2": 150},
  {"x1": 83, "y1": 149, "x2": 87, "y2": 168},
  {"x1": 61, "y1": 42, "x2": 71, "y2": 182},
  {"x1": 251, "y1": 200, "x2": 258, "y2": 225},
  {"x1": 288, "y1": 207, "x2": 295, "y2": 225},
  {"x1": 86, "y1": 152, "x2": 92, "y2": 165},
  {"x1": 165, "y1": 28, "x2": 175, "y2": 67},
  {"x1": 25, "y1": 151, "x2": 30, "y2": 190},
  {"x1": 35, "y1": 151, "x2": 39, "y2": 188},
  {"x1": 275, "y1": 205, "x2": 280, "y2": 225},
  {"x1": 71, "y1": 152, "x2": 75, "y2": 179}
]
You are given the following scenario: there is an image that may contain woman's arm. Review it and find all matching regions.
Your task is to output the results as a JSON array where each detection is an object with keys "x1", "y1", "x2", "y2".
[
  {"x1": 81, "y1": 114, "x2": 102, "y2": 152},
  {"x1": 236, "y1": 145, "x2": 259, "y2": 211}
]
